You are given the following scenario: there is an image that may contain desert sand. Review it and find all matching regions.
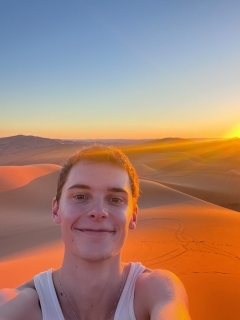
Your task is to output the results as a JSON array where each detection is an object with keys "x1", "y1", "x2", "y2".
[{"x1": 0, "y1": 136, "x2": 240, "y2": 320}]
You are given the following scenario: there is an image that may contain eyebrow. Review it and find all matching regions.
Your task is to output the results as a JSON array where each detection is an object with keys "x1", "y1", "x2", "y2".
[
  {"x1": 67, "y1": 184, "x2": 128, "y2": 195},
  {"x1": 107, "y1": 187, "x2": 129, "y2": 196},
  {"x1": 67, "y1": 184, "x2": 91, "y2": 190},
  {"x1": 107, "y1": 187, "x2": 128, "y2": 194}
]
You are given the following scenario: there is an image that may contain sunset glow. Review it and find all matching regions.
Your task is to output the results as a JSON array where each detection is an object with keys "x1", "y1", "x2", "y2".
[
  {"x1": 1, "y1": 1, "x2": 240, "y2": 139},
  {"x1": 225, "y1": 125, "x2": 240, "y2": 139}
]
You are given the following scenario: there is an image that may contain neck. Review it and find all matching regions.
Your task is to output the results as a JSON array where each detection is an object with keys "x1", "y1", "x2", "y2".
[
  {"x1": 53, "y1": 253, "x2": 128, "y2": 320},
  {"x1": 62, "y1": 250, "x2": 122, "y2": 284}
]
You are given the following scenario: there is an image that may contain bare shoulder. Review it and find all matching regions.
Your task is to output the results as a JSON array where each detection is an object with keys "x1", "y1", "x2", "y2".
[
  {"x1": 0, "y1": 280, "x2": 41, "y2": 320},
  {"x1": 138, "y1": 268, "x2": 188, "y2": 300},
  {"x1": 135, "y1": 268, "x2": 191, "y2": 320}
]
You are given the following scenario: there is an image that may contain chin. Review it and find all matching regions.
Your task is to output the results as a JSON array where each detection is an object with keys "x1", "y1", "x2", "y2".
[
  {"x1": 75, "y1": 247, "x2": 120, "y2": 262},
  {"x1": 77, "y1": 253, "x2": 115, "y2": 262}
]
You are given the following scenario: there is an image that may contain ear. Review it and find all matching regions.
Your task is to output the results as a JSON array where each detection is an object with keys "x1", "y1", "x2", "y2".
[
  {"x1": 129, "y1": 205, "x2": 138, "y2": 230},
  {"x1": 52, "y1": 197, "x2": 61, "y2": 225}
]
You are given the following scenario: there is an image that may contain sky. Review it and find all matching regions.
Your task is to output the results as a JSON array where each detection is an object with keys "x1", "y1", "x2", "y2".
[{"x1": 1, "y1": 0, "x2": 240, "y2": 139}]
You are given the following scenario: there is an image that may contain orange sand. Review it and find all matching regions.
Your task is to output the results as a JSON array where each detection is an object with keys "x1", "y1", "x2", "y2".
[
  {"x1": 1, "y1": 152, "x2": 240, "y2": 319},
  {"x1": 0, "y1": 164, "x2": 61, "y2": 193}
]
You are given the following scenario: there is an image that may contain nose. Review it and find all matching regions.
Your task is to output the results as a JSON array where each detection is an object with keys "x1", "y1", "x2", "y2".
[{"x1": 87, "y1": 200, "x2": 108, "y2": 220}]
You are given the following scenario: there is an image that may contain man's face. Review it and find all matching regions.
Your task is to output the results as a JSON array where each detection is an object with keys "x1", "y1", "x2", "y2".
[{"x1": 52, "y1": 161, "x2": 137, "y2": 262}]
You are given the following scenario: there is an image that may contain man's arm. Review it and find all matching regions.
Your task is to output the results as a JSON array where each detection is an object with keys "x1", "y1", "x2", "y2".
[
  {"x1": 0, "y1": 286, "x2": 42, "y2": 320},
  {"x1": 0, "y1": 289, "x2": 19, "y2": 306},
  {"x1": 139, "y1": 269, "x2": 191, "y2": 320},
  {"x1": 151, "y1": 299, "x2": 191, "y2": 320}
]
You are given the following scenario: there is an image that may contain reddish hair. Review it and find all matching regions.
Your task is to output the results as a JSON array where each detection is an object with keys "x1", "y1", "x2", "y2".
[{"x1": 56, "y1": 145, "x2": 139, "y2": 205}]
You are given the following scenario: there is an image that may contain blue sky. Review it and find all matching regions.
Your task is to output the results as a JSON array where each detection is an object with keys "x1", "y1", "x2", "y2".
[{"x1": 1, "y1": 0, "x2": 240, "y2": 138}]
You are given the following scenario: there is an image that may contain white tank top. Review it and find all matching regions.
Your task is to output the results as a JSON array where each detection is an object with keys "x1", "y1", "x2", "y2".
[{"x1": 34, "y1": 262, "x2": 145, "y2": 320}]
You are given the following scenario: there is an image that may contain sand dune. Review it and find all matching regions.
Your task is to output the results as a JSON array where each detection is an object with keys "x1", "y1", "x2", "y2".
[
  {"x1": 228, "y1": 169, "x2": 240, "y2": 175},
  {"x1": 138, "y1": 151, "x2": 224, "y2": 172},
  {"x1": 154, "y1": 171, "x2": 240, "y2": 211},
  {"x1": 1, "y1": 172, "x2": 240, "y2": 319},
  {"x1": 0, "y1": 164, "x2": 61, "y2": 193},
  {"x1": 131, "y1": 161, "x2": 157, "y2": 176},
  {"x1": 0, "y1": 144, "x2": 81, "y2": 166},
  {"x1": 0, "y1": 241, "x2": 63, "y2": 287},
  {"x1": 1, "y1": 139, "x2": 240, "y2": 319},
  {"x1": 125, "y1": 138, "x2": 240, "y2": 172},
  {"x1": 143, "y1": 157, "x2": 209, "y2": 171},
  {"x1": 128, "y1": 146, "x2": 240, "y2": 212},
  {"x1": 0, "y1": 169, "x2": 60, "y2": 238},
  {"x1": 127, "y1": 181, "x2": 240, "y2": 320}
]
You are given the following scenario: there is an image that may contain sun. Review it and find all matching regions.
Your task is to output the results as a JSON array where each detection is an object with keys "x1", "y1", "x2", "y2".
[{"x1": 224, "y1": 126, "x2": 240, "y2": 138}]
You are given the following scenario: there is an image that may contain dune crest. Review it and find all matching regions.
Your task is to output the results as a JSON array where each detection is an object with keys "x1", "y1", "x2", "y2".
[{"x1": 0, "y1": 164, "x2": 61, "y2": 193}]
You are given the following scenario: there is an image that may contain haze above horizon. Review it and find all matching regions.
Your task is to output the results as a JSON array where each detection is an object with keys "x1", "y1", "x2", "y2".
[{"x1": 1, "y1": 0, "x2": 240, "y2": 139}]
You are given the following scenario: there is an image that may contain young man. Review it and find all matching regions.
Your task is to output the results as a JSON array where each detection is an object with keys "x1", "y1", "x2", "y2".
[{"x1": 0, "y1": 145, "x2": 191, "y2": 320}]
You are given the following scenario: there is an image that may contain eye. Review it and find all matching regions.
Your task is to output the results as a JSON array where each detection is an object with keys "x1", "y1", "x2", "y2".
[
  {"x1": 74, "y1": 194, "x2": 88, "y2": 201},
  {"x1": 108, "y1": 197, "x2": 123, "y2": 204}
]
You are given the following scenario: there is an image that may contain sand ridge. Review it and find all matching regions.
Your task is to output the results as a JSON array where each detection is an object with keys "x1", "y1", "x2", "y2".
[{"x1": 0, "y1": 164, "x2": 61, "y2": 193}]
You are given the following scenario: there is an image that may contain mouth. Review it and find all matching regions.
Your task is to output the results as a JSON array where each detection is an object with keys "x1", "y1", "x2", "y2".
[{"x1": 76, "y1": 228, "x2": 115, "y2": 234}]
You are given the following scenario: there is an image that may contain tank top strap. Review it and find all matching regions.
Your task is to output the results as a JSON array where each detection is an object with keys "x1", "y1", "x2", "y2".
[
  {"x1": 114, "y1": 262, "x2": 146, "y2": 320},
  {"x1": 34, "y1": 269, "x2": 65, "y2": 320},
  {"x1": 34, "y1": 263, "x2": 145, "y2": 320}
]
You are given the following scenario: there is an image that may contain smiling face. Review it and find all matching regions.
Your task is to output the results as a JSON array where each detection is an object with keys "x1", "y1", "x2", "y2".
[{"x1": 52, "y1": 161, "x2": 137, "y2": 262}]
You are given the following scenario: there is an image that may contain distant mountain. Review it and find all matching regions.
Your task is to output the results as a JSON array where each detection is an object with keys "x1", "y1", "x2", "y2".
[
  {"x1": 0, "y1": 135, "x2": 79, "y2": 154},
  {"x1": 0, "y1": 135, "x2": 152, "y2": 165},
  {"x1": 0, "y1": 135, "x2": 151, "y2": 157},
  {"x1": 71, "y1": 139, "x2": 151, "y2": 145}
]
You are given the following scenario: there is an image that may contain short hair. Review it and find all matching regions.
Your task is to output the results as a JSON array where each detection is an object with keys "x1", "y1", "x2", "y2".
[{"x1": 56, "y1": 145, "x2": 139, "y2": 205}]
